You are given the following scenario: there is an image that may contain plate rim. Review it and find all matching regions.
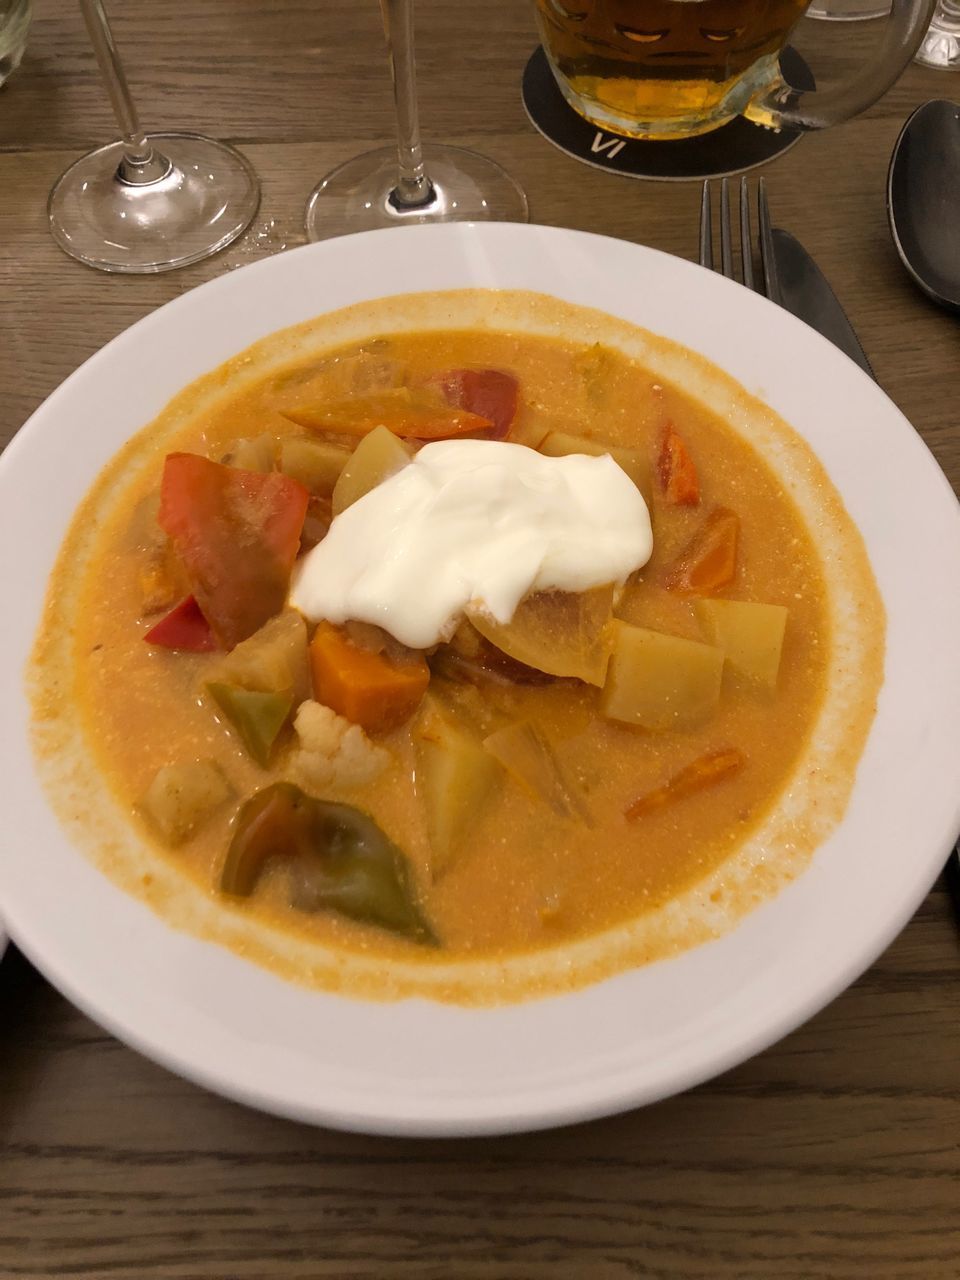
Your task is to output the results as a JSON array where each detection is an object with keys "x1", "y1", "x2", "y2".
[{"x1": 3, "y1": 220, "x2": 960, "y2": 1137}]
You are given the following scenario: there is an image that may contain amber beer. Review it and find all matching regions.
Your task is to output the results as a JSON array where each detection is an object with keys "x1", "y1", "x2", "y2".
[{"x1": 534, "y1": 0, "x2": 810, "y2": 139}]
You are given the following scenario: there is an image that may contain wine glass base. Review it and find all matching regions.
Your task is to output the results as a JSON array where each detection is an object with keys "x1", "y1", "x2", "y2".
[
  {"x1": 305, "y1": 144, "x2": 528, "y2": 242},
  {"x1": 48, "y1": 133, "x2": 260, "y2": 274},
  {"x1": 805, "y1": 0, "x2": 890, "y2": 19},
  {"x1": 914, "y1": 21, "x2": 960, "y2": 66}
]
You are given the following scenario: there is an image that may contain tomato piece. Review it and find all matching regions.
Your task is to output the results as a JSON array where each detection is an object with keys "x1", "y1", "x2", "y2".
[
  {"x1": 281, "y1": 388, "x2": 492, "y2": 440},
  {"x1": 663, "y1": 507, "x2": 740, "y2": 595},
  {"x1": 429, "y1": 369, "x2": 519, "y2": 439},
  {"x1": 143, "y1": 595, "x2": 217, "y2": 652},
  {"x1": 300, "y1": 495, "x2": 333, "y2": 552},
  {"x1": 657, "y1": 424, "x2": 700, "y2": 506},
  {"x1": 159, "y1": 453, "x2": 309, "y2": 650}
]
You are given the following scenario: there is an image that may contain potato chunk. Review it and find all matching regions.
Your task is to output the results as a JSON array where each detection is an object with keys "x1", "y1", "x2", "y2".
[
  {"x1": 331, "y1": 424, "x2": 412, "y2": 515},
  {"x1": 206, "y1": 609, "x2": 311, "y2": 703},
  {"x1": 279, "y1": 436, "x2": 351, "y2": 494},
  {"x1": 140, "y1": 760, "x2": 231, "y2": 845},
  {"x1": 695, "y1": 598, "x2": 788, "y2": 691},
  {"x1": 137, "y1": 546, "x2": 184, "y2": 617},
  {"x1": 414, "y1": 700, "x2": 500, "y2": 877},
  {"x1": 222, "y1": 434, "x2": 279, "y2": 473},
  {"x1": 538, "y1": 430, "x2": 651, "y2": 502},
  {"x1": 601, "y1": 622, "x2": 724, "y2": 730},
  {"x1": 468, "y1": 586, "x2": 614, "y2": 686}
]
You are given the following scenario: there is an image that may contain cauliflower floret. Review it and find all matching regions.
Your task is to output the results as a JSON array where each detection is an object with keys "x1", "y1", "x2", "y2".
[{"x1": 287, "y1": 700, "x2": 391, "y2": 792}]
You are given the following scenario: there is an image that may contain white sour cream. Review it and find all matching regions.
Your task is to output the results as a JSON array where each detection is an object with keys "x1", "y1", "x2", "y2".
[{"x1": 290, "y1": 439, "x2": 653, "y2": 649}]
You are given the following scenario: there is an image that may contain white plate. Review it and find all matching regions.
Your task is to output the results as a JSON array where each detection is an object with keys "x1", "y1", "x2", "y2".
[{"x1": 2, "y1": 223, "x2": 959, "y2": 1136}]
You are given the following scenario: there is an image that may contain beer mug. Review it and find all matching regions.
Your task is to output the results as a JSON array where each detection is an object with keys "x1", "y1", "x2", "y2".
[{"x1": 533, "y1": 0, "x2": 937, "y2": 140}]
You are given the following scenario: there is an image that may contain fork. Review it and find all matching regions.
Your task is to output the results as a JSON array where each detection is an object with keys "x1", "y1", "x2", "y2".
[
  {"x1": 699, "y1": 173, "x2": 960, "y2": 935},
  {"x1": 698, "y1": 175, "x2": 781, "y2": 307}
]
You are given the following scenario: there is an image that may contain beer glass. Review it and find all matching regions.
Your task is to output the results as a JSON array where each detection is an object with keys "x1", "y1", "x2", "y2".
[{"x1": 533, "y1": 0, "x2": 938, "y2": 141}]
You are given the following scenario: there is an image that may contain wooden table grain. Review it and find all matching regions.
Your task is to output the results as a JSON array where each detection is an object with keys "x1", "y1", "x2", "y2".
[{"x1": 1, "y1": 3, "x2": 958, "y2": 1277}]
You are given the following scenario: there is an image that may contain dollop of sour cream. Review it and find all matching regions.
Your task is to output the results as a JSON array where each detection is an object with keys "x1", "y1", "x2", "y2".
[{"x1": 290, "y1": 439, "x2": 653, "y2": 649}]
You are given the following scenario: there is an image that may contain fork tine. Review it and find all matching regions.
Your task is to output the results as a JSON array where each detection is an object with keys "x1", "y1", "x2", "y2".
[
  {"x1": 757, "y1": 176, "x2": 782, "y2": 306},
  {"x1": 698, "y1": 180, "x2": 713, "y2": 270},
  {"x1": 719, "y1": 177, "x2": 734, "y2": 279},
  {"x1": 739, "y1": 177, "x2": 755, "y2": 291}
]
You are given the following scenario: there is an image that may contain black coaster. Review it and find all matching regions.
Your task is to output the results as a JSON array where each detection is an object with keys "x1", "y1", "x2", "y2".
[{"x1": 522, "y1": 45, "x2": 815, "y2": 183}]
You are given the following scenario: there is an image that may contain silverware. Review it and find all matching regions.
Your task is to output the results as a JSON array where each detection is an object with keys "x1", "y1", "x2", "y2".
[
  {"x1": 887, "y1": 99, "x2": 960, "y2": 314},
  {"x1": 765, "y1": 229, "x2": 875, "y2": 379},
  {"x1": 698, "y1": 176, "x2": 960, "y2": 933},
  {"x1": 698, "y1": 176, "x2": 875, "y2": 376}
]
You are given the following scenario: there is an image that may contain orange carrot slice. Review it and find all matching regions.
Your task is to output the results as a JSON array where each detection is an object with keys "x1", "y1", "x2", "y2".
[
  {"x1": 309, "y1": 621, "x2": 430, "y2": 733},
  {"x1": 624, "y1": 747, "x2": 745, "y2": 821},
  {"x1": 281, "y1": 389, "x2": 492, "y2": 441},
  {"x1": 657, "y1": 424, "x2": 700, "y2": 506},
  {"x1": 663, "y1": 507, "x2": 739, "y2": 595}
]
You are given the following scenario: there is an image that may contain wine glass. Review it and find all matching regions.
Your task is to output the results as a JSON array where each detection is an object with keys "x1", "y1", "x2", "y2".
[
  {"x1": 305, "y1": 0, "x2": 527, "y2": 242},
  {"x1": 48, "y1": 0, "x2": 260, "y2": 274},
  {"x1": 805, "y1": 0, "x2": 957, "y2": 66},
  {"x1": 806, "y1": 0, "x2": 890, "y2": 20},
  {"x1": 914, "y1": 0, "x2": 960, "y2": 63},
  {"x1": 0, "y1": 0, "x2": 31, "y2": 87}
]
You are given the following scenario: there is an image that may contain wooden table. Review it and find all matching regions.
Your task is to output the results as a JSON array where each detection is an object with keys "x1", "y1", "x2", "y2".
[{"x1": 2, "y1": 3, "x2": 958, "y2": 1276}]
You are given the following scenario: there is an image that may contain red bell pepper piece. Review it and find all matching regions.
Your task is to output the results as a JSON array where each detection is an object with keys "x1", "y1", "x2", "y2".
[
  {"x1": 430, "y1": 369, "x2": 519, "y2": 439},
  {"x1": 143, "y1": 595, "x2": 217, "y2": 652},
  {"x1": 158, "y1": 453, "x2": 309, "y2": 650}
]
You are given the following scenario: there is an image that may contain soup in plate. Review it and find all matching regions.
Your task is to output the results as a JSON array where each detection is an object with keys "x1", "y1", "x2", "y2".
[{"x1": 30, "y1": 290, "x2": 884, "y2": 1004}]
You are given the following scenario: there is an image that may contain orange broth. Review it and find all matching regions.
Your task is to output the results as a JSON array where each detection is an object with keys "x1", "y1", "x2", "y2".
[
  {"x1": 64, "y1": 328, "x2": 827, "y2": 958},
  {"x1": 71, "y1": 335, "x2": 824, "y2": 947}
]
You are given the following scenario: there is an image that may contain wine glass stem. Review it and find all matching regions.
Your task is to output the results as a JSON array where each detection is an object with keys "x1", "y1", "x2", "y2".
[
  {"x1": 78, "y1": 0, "x2": 172, "y2": 185},
  {"x1": 380, "y1": 0, "x2": 435, "y2": 208}
]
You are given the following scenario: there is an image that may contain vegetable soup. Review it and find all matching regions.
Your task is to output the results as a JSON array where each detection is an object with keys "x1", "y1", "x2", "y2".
[{"x1": 30, "y1": 291, "x2": 884, "y2": 1004}]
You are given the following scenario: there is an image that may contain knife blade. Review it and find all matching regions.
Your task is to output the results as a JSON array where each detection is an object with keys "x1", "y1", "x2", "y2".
[
  {"x1": 769, "y1": 228, "x2": 876, "y2": 381},
  {"x1": 768, "y1": 224, "x2": 960, "y2": 933}
]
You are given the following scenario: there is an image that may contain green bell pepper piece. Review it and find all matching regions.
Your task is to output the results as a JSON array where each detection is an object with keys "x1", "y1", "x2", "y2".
[
  {"x1": 220, "y1": 782, "x2": 437, "y2": 946},
  {"x1": 207, "y1": 682, "x2": 294, "y2": 767}
]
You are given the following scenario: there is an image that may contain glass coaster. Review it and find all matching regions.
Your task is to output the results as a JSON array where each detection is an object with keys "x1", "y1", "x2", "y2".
[{"x1": 522, "y1": 45, "x2": 814, "y2": 183}]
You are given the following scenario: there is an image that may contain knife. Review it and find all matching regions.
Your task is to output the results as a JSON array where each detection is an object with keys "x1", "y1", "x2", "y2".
[
  {"x1": 767, "y1": 224, "x2": 960, "y2": 931},
  {"x1": 768, "y1": 228, "x2": 876, "y2": 380}
]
